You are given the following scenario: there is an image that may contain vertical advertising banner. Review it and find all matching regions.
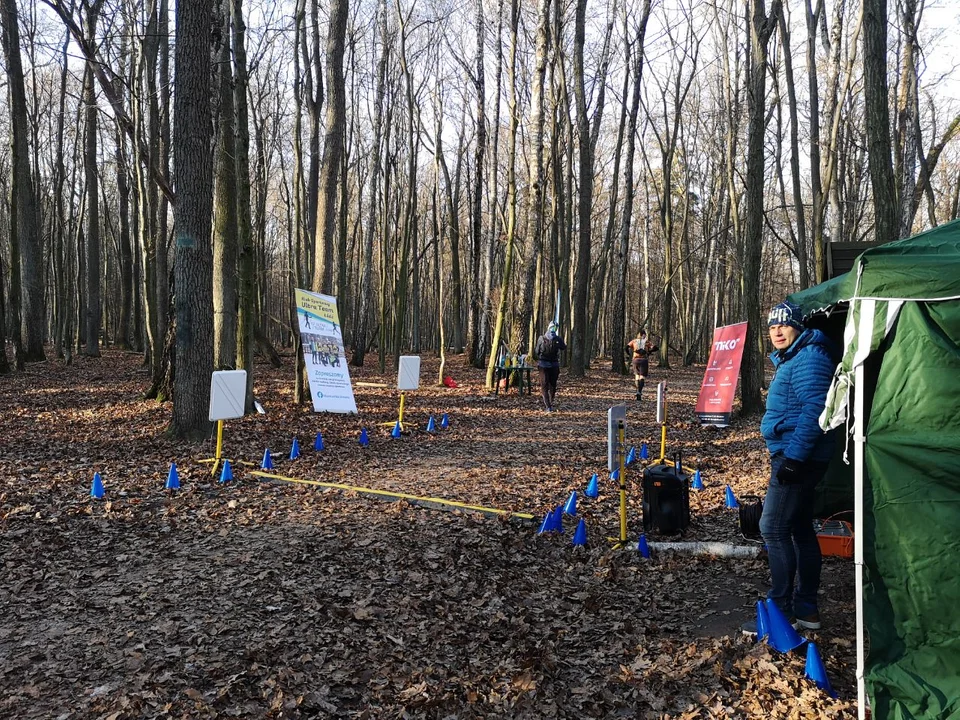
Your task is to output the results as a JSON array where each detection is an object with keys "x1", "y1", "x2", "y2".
[
  {"x1": 295, "y1": 289, "x2": 358, "y2": 414},
  {"x1": 695, "y1": 322, "x2": 748, "y2": 427}
]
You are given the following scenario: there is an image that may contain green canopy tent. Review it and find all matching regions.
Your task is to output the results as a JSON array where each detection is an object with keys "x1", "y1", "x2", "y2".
[{"x1": 789, "y1": 220, "x2": 960, "y2": 720}]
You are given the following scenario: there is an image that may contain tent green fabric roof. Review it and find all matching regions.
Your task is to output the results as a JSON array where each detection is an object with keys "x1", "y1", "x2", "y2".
[
  {"x1": 790, "y1": 219, "x2": 960, "y2": 312},
  {"x1": 784, "y1": 219, "x2": 960, "y2": 719}
]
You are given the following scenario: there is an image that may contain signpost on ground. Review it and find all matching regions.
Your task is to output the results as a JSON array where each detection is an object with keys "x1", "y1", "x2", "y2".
[
  {"x1": 392, "y1": 356, "x2": 421, "y2": 430},
  {"x1": 607, "y1": 405, "x2": 628, "y2": 546},
  {"x1": 207, "y1": 370, "x2": 247, "y2": 476},
  {"x1": 655, "y1": 381, "x2": 670, "y2": 462}
]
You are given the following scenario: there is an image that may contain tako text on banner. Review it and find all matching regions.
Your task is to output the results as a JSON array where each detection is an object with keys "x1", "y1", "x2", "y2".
[{"x1": 695, "y1": 322, "x2": 748, "y2": 427}]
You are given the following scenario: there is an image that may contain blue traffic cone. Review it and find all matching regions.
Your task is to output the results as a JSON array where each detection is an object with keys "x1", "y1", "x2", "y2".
[
  {"x1": 611, "y1": 469, "x2": 620, "y2": 482},
  {"x1": 804, "y1": 642, "x2": 837, "y2": 698},
  {"x1": 290, "y1": 437, "x2": 301, "y2": 460},
  {"x1": 725, "y1": 485, "x2": 739, "y2": 509},
  {"x1": 219, "y1": 460, "x2": 234, "y2": 484},
  {"x1": 550, "y1": 506, "x2": 565, "y2": 533},
  {"x1": 165, "y1": 462, "x2": 180, "y2": 490},
  {"x1": 563, "y1": 491, "x2": 578, "y2": 516},
  {"x1": 359, "y1": 428, "x2": 369, "y2": 446},
  {"x1": 261, "y1": 448, "x2": 274, "y2": 470},
  {"x1": 626, "y1": 447, "x2": 636, "y2": 465},
  {"x1": 391, "y1": 421, "x2": 402, "y2": 439},
  {"x1": 426, "y1": 415, "x2": 436, "y2": 433},
  {"x1": 537, "y1": 513, "x2": 553, "y2": 535},
  {"x1": 638, "y1": 534, "x2": 650, "y2": 558},
  {"x1": 755, "y1": 600, "x2": 770, "y2": 642},
  {"x1": 692, "y1": 469, "x2": 704, "y2": 490},
  {"x1": 765, "y1": 598, "x2": 806, "y2": 653},
  {"x1": 90, "y1": 472, "x2": 105, "y2": 499},
  {"x1": 572, "y1": 518, "x2": 587, "y2": 546},
  {"x1": 640, "y1": 442, "x2": 649, "y2": 460},
  {"x1": 314, "y1": 432, "x2": 324, "y2": 451},
  {"x1": 584, "y1": 473, "x2": 599, "y2": 499},
  {"x1": 440, "y1": 413, "x2": 450, "y2": 429}
]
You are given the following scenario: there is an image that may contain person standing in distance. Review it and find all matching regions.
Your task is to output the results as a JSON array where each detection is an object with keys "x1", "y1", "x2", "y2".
[
  {"x1": 535, "y1": 321, "x2": 566, "y2": 413},
  {"x1": 626, "y1": 329, "x2": 658, "y2": 401},
  {"x1": 745, "y1": 300, "x2": 837, "y2": 634}
]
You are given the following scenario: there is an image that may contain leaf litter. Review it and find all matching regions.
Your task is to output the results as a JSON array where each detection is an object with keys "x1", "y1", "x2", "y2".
[{"x1": 0, "y1": 350, "x2": 856, "y2": 718}]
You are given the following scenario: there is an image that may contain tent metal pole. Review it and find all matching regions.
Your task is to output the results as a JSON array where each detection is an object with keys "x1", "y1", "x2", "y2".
[{"x1": 855, "y1": 362, "x2": 867, "y2": 720}]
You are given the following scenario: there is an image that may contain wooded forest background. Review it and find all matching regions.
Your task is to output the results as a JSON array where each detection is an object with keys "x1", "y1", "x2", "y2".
[{"x1": 0, "y1": 0, "x2": 957, "y2": 437}]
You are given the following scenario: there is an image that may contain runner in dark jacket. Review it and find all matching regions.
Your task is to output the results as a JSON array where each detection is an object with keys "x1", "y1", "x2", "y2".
[{"x1": 535, "y1": 322, "x2": 566, "y2": 413}]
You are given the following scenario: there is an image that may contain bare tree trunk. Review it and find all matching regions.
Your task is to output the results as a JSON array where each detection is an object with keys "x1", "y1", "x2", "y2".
[
  {"x1": 304, "y1": 0, "x2": 322, "y2": 277},
  {"x1": 895, "y1": 0, "x2": 918, "y2": 238},
  {"x1": 612, "y1": 1, "x2": 651, "y2": 374},
  {"x1": 231, "y1": 0, "x2": 256, "y2": 410},
  {"x1": 351, "y1": 0, "x2": 387, "y2": 367},
  {"x1": 1, "y1": 0, "x2": 45, "y2": 363},
  {"x1": 115, "y1": 27, "x2": 134, "y2": 351},
  {"x1": 740, "y1": 0, "x2": 781, "y2": 415},
  {"x1": 863, "y1": 0, "x2": 898, "y2": 246},
  {"x1": 519, "y1": 0, "x2": 551, "y2": 356},
  {"x1": 485, "y1": 0, "x2": 519, "y2": 389},
  {"x1": 83, "y1": 1, "x2": 103, "y2": 357},
  {"x1": 778, "y1": 6, "x2": 809, "y2": 287},
  {"x1": 312, "y1": 0, "x2": 348, "y2": 294},
  {"x1": 212, "y1": 0, "x2": 238, "y2": 370},
  {"x1": 569, "y1": 0, "x2": 593, "y2": 376},
  {"x1": 465, "y1": 0, "x2": 486, "y2": 365},
  {"x1": 0, "y1": 248, "x2": 7, "y2": 373},
  {"x1": 171, "y1": 0, "x2": 214, "y2": 438}
]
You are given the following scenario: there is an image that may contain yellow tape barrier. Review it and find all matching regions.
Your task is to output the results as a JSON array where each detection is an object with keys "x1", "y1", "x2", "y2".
[{"x1": 251, "y1": 470, "x2": 536, "y2": 522}]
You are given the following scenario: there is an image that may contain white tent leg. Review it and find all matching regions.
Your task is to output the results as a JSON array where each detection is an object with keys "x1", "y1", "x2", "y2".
[{"x1": 855, "y1": 363, "x2": 867, "y2": 719}]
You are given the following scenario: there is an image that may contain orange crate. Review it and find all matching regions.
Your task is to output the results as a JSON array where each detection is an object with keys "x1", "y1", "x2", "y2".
[{"x1": 814, "y1": 519, "x2": 854, "y2": 558}]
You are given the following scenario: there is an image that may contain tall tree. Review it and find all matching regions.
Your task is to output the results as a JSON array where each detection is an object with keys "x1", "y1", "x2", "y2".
[
  {"x1": 312, "y1": 0, "x2": 348, "y2": 294},
  {"x1": 212, "y1": 0, "x2": 238, "y2": 370},
  {"x1": 231, "y1": 0, "x2": 256, "y2": 409},
  {"x1": 465, "y1": 0, "x2": 486, "y2": 367},
  {"x1": 569, "y1": 0, "x2": 593, "y2": 376},
  {"x1": 485, "y1": 0, "x2": 519, "y2": 389},
  {"x1": 171, "y1": 0, "x2": 215, "y2": 438},
  {"x1": 1, "y1": 0, "x2": 45, "y2": 362},
  {"x1": 863, "y1": 0, "x2": 898, "y2": 245},
  {"x1": 82, "y1": 0, "x2": 104, "y2": 357},
  {"x1": 351, "y1": 0, "x2": 388, "y2": 367},
  {"x1": 612, "y1": 0, "x2": 651, "y2": 374},
  {"x1": 740, "y1": 0, "x2": 781, "y2": 414}
]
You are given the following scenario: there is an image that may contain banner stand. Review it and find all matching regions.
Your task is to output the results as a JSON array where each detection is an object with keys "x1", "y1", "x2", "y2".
[{"x1": 695, "y1": 322, "x2": 748, "y2": 427}]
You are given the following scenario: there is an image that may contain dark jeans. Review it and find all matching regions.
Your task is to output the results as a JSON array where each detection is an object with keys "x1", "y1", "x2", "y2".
[
  {"x1": 759, "y1": 453, "x2": 828, "y2": 617},
  {"x1": 539, "y1": 366, "x2": 559, "y2": 409}
]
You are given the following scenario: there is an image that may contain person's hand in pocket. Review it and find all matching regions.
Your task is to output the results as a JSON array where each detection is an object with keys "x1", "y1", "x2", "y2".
[{"x1": 776, "y1": 457, "x2": 803, "y2": 484}]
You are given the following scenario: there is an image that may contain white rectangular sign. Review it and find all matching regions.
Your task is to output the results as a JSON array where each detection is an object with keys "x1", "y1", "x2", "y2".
[
  {"x1": 397, "y1": 356, "x2": 421, "y2": 391},
  {"x1": 296, "y1": 289, "x2": 358, "y2": 414},
  {"x1": 209, "y1": 370, "x2": 248, "y2": 421}
]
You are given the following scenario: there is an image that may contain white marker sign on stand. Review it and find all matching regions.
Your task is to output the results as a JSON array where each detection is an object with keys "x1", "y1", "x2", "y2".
[
  {"x1": 209, "y1": 370, "x2": 248, "y2": 421},
  {"x1": 397, "y1": 356, "x2": 421, "y2": 391}
]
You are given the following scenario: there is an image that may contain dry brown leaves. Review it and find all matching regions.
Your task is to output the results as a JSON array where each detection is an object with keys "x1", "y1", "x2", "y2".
[{"x1": 0, "y1": 349, "x2": 856, "y2": 719}]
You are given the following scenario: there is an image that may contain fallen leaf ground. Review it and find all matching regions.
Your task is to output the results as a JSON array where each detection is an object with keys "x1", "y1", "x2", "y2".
[{"x1": 0, "y1": 349, "x2": 857, "y2": 719}]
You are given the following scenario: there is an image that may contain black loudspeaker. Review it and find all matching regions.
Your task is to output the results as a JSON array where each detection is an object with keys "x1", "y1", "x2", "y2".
[{"x1": 642, "y1": 454, "x2": 690, "y2": 535}]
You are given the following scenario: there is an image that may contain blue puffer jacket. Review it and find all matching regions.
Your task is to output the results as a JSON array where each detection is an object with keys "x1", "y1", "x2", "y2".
[{"x1": 761, "y1": 328, "x2": 838, "y2": 463}]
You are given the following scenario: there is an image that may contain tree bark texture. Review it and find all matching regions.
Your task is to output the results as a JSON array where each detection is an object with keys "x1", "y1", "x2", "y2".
[{"x1": 171, "y1": 0, "x2": 215, "y2": 438}]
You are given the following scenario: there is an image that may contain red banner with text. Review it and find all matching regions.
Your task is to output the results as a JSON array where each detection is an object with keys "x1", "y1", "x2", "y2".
[{"x1": 696, "y1": 322, "x2": 748, "y2": 427}]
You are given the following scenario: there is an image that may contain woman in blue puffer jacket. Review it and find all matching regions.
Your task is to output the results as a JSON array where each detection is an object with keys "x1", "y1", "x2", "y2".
[{"x1": 745, "y1": 300, "x2": 838, "y2": 637}]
